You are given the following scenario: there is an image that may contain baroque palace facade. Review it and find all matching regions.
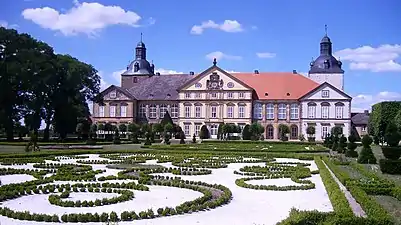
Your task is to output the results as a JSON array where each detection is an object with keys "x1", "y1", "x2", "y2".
[{"x1": 92, "y1": 32, "x2": 352, "y2": 141}]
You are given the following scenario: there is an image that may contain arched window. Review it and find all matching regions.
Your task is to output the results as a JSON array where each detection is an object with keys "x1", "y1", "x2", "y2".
[
  {"x1": 149, "y1": 104, "x2": 157, "y2": 118},
  {"x1": 266, "y1": 103, "x2": 274, "y2": 119},
  {"x1": 171, "y1": 104, "x2": 178, "y2": 118},
  {"x1": 278, "y1": 103, "x2": 286, "y2": 120},
  {"x1": 266, "y1": 125, "x2": 274, "y2": 139},
  {"x1": 159, "y1": 104, "x2": 168, "y2": 118},
  {"x1": 253, "y1": 103, "x2": 262, "y2": 119},
  {"x1": 290, "y1": 125, "x2": 298, "y2": 139},
  {"x1": 139, "y1": 104, "x2": 147, "y2": 118}
]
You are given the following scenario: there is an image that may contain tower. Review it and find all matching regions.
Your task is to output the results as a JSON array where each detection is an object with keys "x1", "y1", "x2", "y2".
[
  {"x1": 308, "y1": 25, "x2": 344, "y2": 91},
  {"x1": 121, "y1": 33, "x2": 155, "y2": 89}
]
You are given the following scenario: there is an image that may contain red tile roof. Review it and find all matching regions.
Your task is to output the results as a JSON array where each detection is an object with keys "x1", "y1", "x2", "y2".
[{"x1": 234, "y1": 72, "x2": 319, "y2": 100}]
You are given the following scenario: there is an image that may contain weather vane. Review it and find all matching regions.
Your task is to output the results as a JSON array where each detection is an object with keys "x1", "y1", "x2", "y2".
[{"x1": 324, "y1": 24, "x2": 328, "y2": 36}]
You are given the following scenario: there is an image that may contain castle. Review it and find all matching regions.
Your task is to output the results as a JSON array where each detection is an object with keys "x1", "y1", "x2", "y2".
[{"x1": 92, "y1": 31, "x2": 351, "y2": 141}]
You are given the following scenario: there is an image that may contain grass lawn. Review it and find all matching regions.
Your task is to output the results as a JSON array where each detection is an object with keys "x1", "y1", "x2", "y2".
[{"x1": 373, "y1": 195, "x2": 401, "y2": 225}]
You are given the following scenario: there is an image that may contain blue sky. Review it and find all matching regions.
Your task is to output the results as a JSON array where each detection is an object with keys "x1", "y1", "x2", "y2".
[{"x1": 1, "y1": 0, "x2": 401, "y2": 112}]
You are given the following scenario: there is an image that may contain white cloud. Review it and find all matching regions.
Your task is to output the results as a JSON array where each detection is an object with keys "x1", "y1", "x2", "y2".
[
  {"x1": 335, "y1": 44, "x2": 401, "y2": 72},
  {"x1": 21, "y1": 0, "x2": 151, "y2": 37},
  {"x1": 205, "y1": 51, "x2": 242, "y2": 61},
  {"x1": 190, "y1": 20, "x2": 243, "y2": 35},
  {"x1": 251, "y1": 25, "x2": 258, "y2": 30},
  {"x1": 155, "y1": 68, "x2": 184, "y2": 75},
  {"x1": 256, "y1": 52, "x2": 276, "y2": 58},
  {"x1": 352, "y1": 91, "x2": 401, "y2": 112},
  {"x1": 0, "y1": 20, "x2": 19, "y2": 29}
]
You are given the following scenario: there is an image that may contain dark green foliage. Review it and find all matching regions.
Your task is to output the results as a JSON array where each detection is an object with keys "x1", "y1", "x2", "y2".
[
  {"x1": 338, "y1": 135, "x2": 347, "y2": 153},
  {"x1": 278, "y1": 124, "x2": 290, "y2": 141},
  {"x1": 112, "y1": 129, "x2": 121, "y2": 144},
  {"x1": 242, "y1": 124, "x2": 251, "y2": 140},
  {"x1": 199, "y1": 125, "x2": 210, "y2": 139},
  {"x1": 306, "y1": 126, "x2": 316, "y2": 142},
  {"x1": 379, "y1": 159, "x2": 401, "y2": 174},
  {"x1": 163, "y1": 123, "x2": 173, "y2": 145},
  {"x1": 144, "y1": 131, "x2": 152, "y2": 146},
  {"x1": 357, "y1": 135, "x2": 377, "y2": 164},
  {"x1": 217, "y1": 124, "x2": 223, "y2": 140},
  {"x1": 160, "y1": 111, "x2": 173, "y2": 128},
  {"x1": 385, "y1": 121, "x2": 401, "y2": 147},
  {"x1": 250, "y1": 122, "x2": 265, "y2": 140},
  {"x1": 179, "y1": 131, "x2": 186, "y2": 144},
  {"x1": 369, "y1": 101, "x2": 401, "y2": 143},
  {"x1": 192, "y1": 134, "x2": 196, "y2": 143},
  {"x1": 345, "y1": 134, "x2": 358, "y2": 158},
  {"x1": 127, "y1": 123, "x2": 140, "y2": 144}
]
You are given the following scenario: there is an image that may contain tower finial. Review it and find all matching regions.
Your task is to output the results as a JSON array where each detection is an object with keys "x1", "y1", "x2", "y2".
[
  {"x1": 324, "y1": 24, "x2": 328, "y2": 36},
  {"x1": 213, "y1": 58, "x2": 217, "y2": 66},
  {"x1": 140, "y1": 32, "x2": 143, "y2": 42}
]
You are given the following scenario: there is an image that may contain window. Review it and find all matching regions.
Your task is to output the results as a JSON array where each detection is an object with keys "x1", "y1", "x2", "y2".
[
  {"x1": 171, "y1": 104, "x2": 178, "y2": 118},
  {"x1": 211, "y1": 106, "x2": 217, "y2": 118},
  {"x1": 211, "y1": 92, "x2": 217, "y2": 98},
  {"x1": 266, "y1": 103, "x2": 274, "y2": 119},
  {"x1": 227, "y1": 106, "x2": 234, "y2": 118},
  {"x1": 195, "y1": 124, "x2": 201, "y2": 136},
  {"x1": 322, "y1": 106, "x2": 329, "y2": 119},
  {"x1": 185, "y1": 106, "x2": 191, "y2": 118},
  {"x1": 195, "y1": 93, "x2": 201, "y2": 99},
  {"x1": 211, "y1": 124, "x2": 218, "y2": 135},
  {"x1": 322, "y1": 126, "x2": 329, "y2": 138},
  {"x1": 184, "y1": 124, "x2": 190, "y2": 136},
  {"x1": 185, "y1": 92, "x2": 191, "y2": 99},
  {"x1": 335, "y1": 106, "x2": 344, "y2": 119},
  {"x1": 322, "y1": 90, "x2": 330, "y2": 98},
  {"x1": 109, "y1": 91, "x2": 116, "y2": 99},
  {"x1": 238, "y1": 124, "x2": 245, "y2": 133},
  {"x1": 120, "y1": 105, "x2": 127, "y2": 117},
  {"x1": 290, "y1": 125, "x2": 298, "y2": 139},
  {"x1": 239, "y1": 92, "x2": 245, "y2": 98},
  {"x1": 139, "y1": 104, "x2": 146, "y2": 118},
  {"x1": 195, "y1": 106, "x2": 201, "y2": 118},
  {"x1": 109, "y1": 105, "x2": 116, "y2": 117},
  {"x1": 159, "y1": 104, "x2": 168, "y2": 118},
  {"x1": 278, "y1": 104, "x2": 286, "y2": 120},
  {"x1": 362, "y1": 126, "x2": 367, "y2": 132},
  {"x1": 290, "y1": 104, "x2": 299, "y2": 120},
  {"x1": 133, "y1": 77, "x2": 138, "y2": 83},
  {"x1": 308, "y1": 103, "x2": 316, "y2": 118},
  {"x1": 253, "y1": 103, "x2": 262, "y2": 119},
  {"x1": 149, "y1": 104, "x2": 157, "y2": 118},
  {"x1": 266, "y1": 126, "x2": 274, "y2": 139},
  {"x1": 99, "y1": 106, "x2": 105, "y2": 117},
  {"x1": 227, "y1": 92, "x2": 233, "y2": 99},
  {"x1": 239, "y1": 106, "x2": 245, "y2": 118}
]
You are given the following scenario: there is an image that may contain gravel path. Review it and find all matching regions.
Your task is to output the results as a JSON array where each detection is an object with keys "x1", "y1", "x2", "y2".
[{"x1": 323, "y1": 161, "x2": 367, "y2": 218}]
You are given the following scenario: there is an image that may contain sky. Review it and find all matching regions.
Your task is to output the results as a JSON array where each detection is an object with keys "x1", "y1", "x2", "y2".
[{"x1": 1, "y1": 0, "x2": 401, "y2": 113}]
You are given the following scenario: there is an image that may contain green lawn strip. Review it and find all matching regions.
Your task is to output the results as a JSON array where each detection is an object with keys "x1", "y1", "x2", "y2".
[{"x1": 372, "y1": 195, "x2": 401, "y2": 225}]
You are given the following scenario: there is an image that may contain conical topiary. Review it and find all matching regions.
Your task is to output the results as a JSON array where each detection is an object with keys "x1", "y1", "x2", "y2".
[{"x1": 357, "y1": 135, "x2": 377, "y2": 164}]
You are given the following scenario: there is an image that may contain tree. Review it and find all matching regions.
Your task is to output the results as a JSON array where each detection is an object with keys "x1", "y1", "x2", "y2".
[
  {"x1": 179, "y1": 131, "x2": 186, "y2": 144},
  {"x1": 89, "y1": 124, "x2": 97, "y2": 140},
  {"x1": 163, "y1": 123, "x2": 173, "y2": 145},
  {"x1": 217, "y1": 124, "x2": 224, "y2": 140},
  {"x1": 199, "y1": 125, "x2": 210, "y2": 140},
  {"x1": 357, "y1": 135, "x2": 377, "y2": 164},
  {"x1": 395, "y1": 110, "x2": 401, "y2": 132},
  {"x1": 381, "y1": 121, "x2": 401, "y2": 160},
  {"x1": 119, "y1": 124, "x2": 127, "y2": 138},
  {"x1": 242, "y1": 124, "x2": 251, "y2": 140},
  {"x1": 369, "y1": 101, "x2": 401, "y2": 145},
  {"x1": 127, "y1": 123, "x2": 140, "y2": 144},
  {"x1": 338, "y1": 135, "x2": 347, "y2": 153},
  {"x1": 306, "y1": 126, "x2": 315, "y2": 142},
  {"x1": 250, "y1": 122, "x2": 264, "y2": 140},
  {"x1": 192, "y1": 134, "x2": 196, "y2": 143},
  {"x1": 345, "y1": 133, "x2": 358, "y2": 158},
  {"x1": 160, "y1": 111, "x2": 173, "y2": 128},
  {"x1": 104, "y1": 123, "x2": 114, "y2": 141},
  {"x1": 25, "y1": 131, "x2": 40, "y2": 152},
  {"x1": 278, "y1": 124, "x2": 290, "y2": 141},
  {"x1": 113, "y1": 128, "x2": 121, "y2": 144}
]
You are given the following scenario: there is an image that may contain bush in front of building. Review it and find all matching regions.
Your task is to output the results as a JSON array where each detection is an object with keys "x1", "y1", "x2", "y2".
[
  {"x1": 379, "y1": 159, "x2": 401, "y2": 174},
  {"x1": 345, "y1": 134, "x2": 358, "y2": 158},
  {"x1": 337, "y1": 135, "x2": 347, "y2": 153},
  {"x1": 250, "y1": 123, "x2": 265, "y2": 141},
  {"x1": 113, "y1": 128, "x2": 121, "y2": 145},
  {"x1": 278, "y1": 124, "x2": 290, "y2": 141},
  {"x1": 381, "y1": 121, "x2": 401, "y2": 160},
  {"x1": 179, "y1": 131, "x2": 186, "y2": 144},
  {"x1": 199, "y1": 125, "x2": 210, "y2": 140},
  {"x1": 306, "y1": 126, "x2": 315, "y2": 142},
  {"x1": 242, "y1": 125, "x2": 252, "y2": 140},
  {"x1": 357, "y1": 135, "x2": 377, "y2": 164}
]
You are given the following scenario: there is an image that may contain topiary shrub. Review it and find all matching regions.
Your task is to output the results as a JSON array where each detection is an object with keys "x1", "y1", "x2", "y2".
[
  {"x1": 242, "y1": 124, "x2": 251, "y2": 140},
  {"x1": 382, "y1": 121, "x2": 401, "y2": 160},
  {"x1": 357, "y1": 135, "x2": 377, "y2": 164},
  {"x1": 306, "y1": 126, "x2": 315, "y2": 142},
  {"x1": 113, "y1": 128, "x2": 121, "y2": 145},
  {"x1": 337, "y1": 135, "x2": 347, "y2": 153},
  {"x1": 379, "y1": 159, "x2": 401, "y2": 174},
  {"x1": 199, "y1": 125, "x2": 210, "y2": 140},
  {"x1": 345, "y1": 134, "x2": 358, "y2": 158},
  {"x1": 60, "y1": 191, "x2": 70, "y2": 198},
  {"x1": 179, "y1": 131, "x2": 186, "y2": 144},
  {"x1": 192, "y1": 134, "x2": 196, "y2": 143}
]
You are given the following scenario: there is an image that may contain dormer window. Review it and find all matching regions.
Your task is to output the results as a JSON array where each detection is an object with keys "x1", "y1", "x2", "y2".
[
  {"x1": 322, "y1": 90, "x2": 330, "y2": 98},
  {"x1": 109, "y1": 91, "x2": 116, "y2": 99},
  {"x1": 133, "y1": 77, "x2": 138, "y2": 83},
  {"x1": 324, "y1": 60, "x2": 330, "y2": 69}
]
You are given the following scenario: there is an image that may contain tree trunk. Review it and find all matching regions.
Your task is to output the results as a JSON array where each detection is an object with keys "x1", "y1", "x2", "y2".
[
  {"x1": 4, "y1": 106, "x2": 14, "y2": 141},
  {"x1": 42, "y1": 111, "x2": 53, "y2": 141}
]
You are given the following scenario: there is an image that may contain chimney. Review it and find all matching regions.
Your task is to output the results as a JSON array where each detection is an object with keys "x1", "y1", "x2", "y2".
[
  {"x1": 292, "y1": 70, "x2": 297, "y2": 74},
  {"x1": 254, "y1": 70, "x2": 259, "y2": 74},
  {"x1": 189, "y1": 71, "x2": 194, "y2": 75},
  {"x1": 364, "y1": 110, "x2": 369, "y2": 114},
  {"x1": 156, "y1": 72, "x2": 161, "y2": 76}
]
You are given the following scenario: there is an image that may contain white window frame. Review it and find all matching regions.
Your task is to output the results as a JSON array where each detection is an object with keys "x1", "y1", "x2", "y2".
[
  {"x1": 227, "y1": 106, "x2": 234, "y2": 118},
  {"x1": 211, "y1": 92, "x2": 217, "y2": 98},
  {"x1": 185, "y1": 106, "x2": 191, "y2": 118},
  {"x1": 211, "y1": 106, "x2": 217, "y2": 118},
  {"x1": 185, "y1": 92, "x2": 191, "y2": 99},
  {"x1": 308, "y1": 105, "x2": 316, "y2": 118},
  {"x1": 322, "y1": 90, "x2": 330, "y2": 98},
  {"x1": 109, "y1": 91, "x2": 116, "y2": 99},
  {"x1": 195, "y1": 124, "x2": 201, "y2": 136},
  {"x1": 171, "y1": 104, "x2": 178, "y2": 118},
  {"x1": 322, "y1": 106, "x2": 329, "y2": 119},
  {"x1": 278, "y1": 104, "x2": 286, "y2": 120},
  {"x1": 159, "y1": 104, "x2": 168, "y2": 118},
  {"x1": 139, "y1": 104, "x2": 146, "y2": 118},
  {"x1": 211, "y1": 124, "x2": 218, "y2": 135},
  {"x1": 322, "y1": 126, "x2": 329, "y2": 138},
  {"x1": 290, "y1": 104, "x2": 299, "y2": 120},
  {"x1": 195, "y1": 92, "x2": 201, "y2": 99},
  {"x1": 184, "y1": 124, "x2": 190, "y2": 136},
  {"x1": 149, "y1": 105, "x2": 157, "y2": 118},
  {"x1": 109, "y1": 105, "x2": 116, "y2": 117},
  {"x1": 335, "y1": 106, "x2": 343, "y2": 119},
  {"x1": 120, "y1": 105, "x2": 127, "y2": 117},
  {"x1": 266, "y1": 103, "x2": 274, "y2": 120},
  {"x1": 195, "y1": 106, "x2": 201, "y2": 118},
  {"x1": 227, "y1": 92, "x2": 234, "y2": 99},
  {"x1": 239, "y1": 106, "x2": 245, "y2": 118},
  {"x1": 253, "y1": 103, "x2": 262, "y2": 119},
  {"x1": 239, "y1": 92, "x2": 245, "y2": 98},
  {"x1": 99, "y1": 106, "x2": 105, "y2": 117}
]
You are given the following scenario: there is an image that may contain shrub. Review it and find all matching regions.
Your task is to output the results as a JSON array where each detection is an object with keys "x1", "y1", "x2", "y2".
[
  {"x1": 278, "y1": 124, "x2": 290, "y2": 141},
  {"x1": 242, "y1": 124, "x2": 251, "y2": 140},
  {"x1": 338, "y1": 135, "x2": 347, "y2": 153},
  {"x1": 192, "y1": 134, "x2": 196, "y2": 143},
  {"x1": 60, "y1": 191, "x2": 70, "y2": 198},
  {"x1": 345, "y1": 134, "x2": 358, "y2": 158},
  {"x1": 382, "y1": 121, "x2": 401, "y2": 160},
  {"x1": 179, "y1": 131, "x2": 186, "y2": 144},
  {"x1": 306, "y1": 126, "x2": 315, "y2": 142},
  {"x1": 199, "y1": 125, "x2": 210, "y2": 140},
  {"x1": 379, "y1": 159, "x2": 401, "y2": 174},
  {"x1": 357, "y1": 135, "x2": 377, "y2": 164},
  {"x1": 113, "y1": 129, "x2": 121, "y2": 145}
]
